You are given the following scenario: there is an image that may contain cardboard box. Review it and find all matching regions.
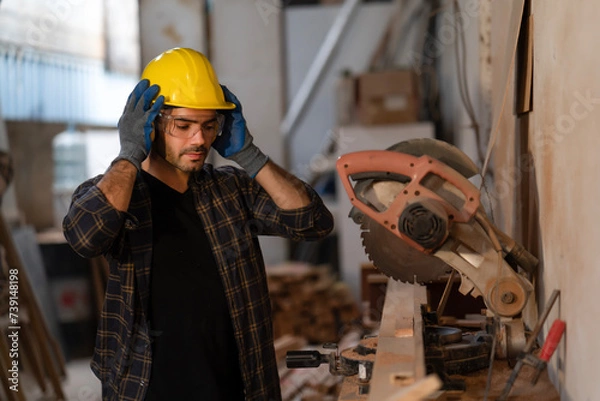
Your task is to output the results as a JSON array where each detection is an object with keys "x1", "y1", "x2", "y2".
[{"x1": 355, "y1": 69, "x2": 420, "y2": 125}]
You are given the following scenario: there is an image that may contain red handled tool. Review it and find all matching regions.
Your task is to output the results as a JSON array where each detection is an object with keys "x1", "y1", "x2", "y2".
[
  {"x1": 531, "y1": 319, "x2": 566, "y2": 384},
  {"x1": 497, "y1": 318, "x2": 566, "y2": 400}
]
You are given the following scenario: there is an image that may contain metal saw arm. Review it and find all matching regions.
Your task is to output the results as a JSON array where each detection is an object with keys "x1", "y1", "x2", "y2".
[{"x1": 335, "y1": 141, "x2": 536, "y2": 319}]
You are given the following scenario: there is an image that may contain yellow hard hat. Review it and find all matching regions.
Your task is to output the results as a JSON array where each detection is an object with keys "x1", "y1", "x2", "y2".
[{"x1": 141, "y1": 48, "x2": 235, "y2": 110}]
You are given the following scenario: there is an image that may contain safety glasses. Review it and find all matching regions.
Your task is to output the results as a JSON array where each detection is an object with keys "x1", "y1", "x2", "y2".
[{"x1": 158, "y1": 112, "x2": 226, "y2": 139}]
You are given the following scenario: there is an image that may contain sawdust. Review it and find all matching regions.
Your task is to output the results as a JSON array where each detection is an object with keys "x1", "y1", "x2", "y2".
[
  {"x1": 341, "y1": 348, "x2": 376, "y2": 362},
  {"x1": 449, "y1": 360, "x2": 560, "y2": 401},
  {"x1": 335, "y1": 359, "x2": 559, "y2": 401},
  {"x1": 361, "y1": 337, "x2": 378, "y2": 349}
]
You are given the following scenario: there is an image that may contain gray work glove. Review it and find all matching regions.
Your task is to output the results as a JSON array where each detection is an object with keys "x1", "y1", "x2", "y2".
[
  {"x1": 212, "y1": 85, "x2": 269, "y2": 178},
  {"x1": 114, "y1": 79, "x2": 164, "y2": 170}
]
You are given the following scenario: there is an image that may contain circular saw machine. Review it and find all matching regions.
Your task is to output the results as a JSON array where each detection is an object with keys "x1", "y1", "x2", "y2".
[{"x1": 336, "y1": 138, "x2": 538, "y2": 357}]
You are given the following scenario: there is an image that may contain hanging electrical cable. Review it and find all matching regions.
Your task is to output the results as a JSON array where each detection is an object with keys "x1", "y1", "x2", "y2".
[{"x1": 452, "y1": 0, "x2": 485, "y2": 167}]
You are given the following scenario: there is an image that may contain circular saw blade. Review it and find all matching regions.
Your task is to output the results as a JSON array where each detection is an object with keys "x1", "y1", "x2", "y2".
[
  {"x1": 353, "y1": 137, "x2": 477, "y2": 283},
  {"x1": 361, "y1": 215, "x2": 452, "y2": 283},
  {"x1": 386, "y1": 138, "x2": 479, "y2": 179}
]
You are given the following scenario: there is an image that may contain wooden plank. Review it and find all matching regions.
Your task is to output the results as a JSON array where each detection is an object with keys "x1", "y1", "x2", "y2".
[
  {"x1": 482, "y1": 0, "x2": 526, "y2": 177},
  {"x1": 0, "y1": 216, "x2": 66, "y2": 400},
  {"x1": 12, "y1": 227, "x2": 61, "y2": 347},
  {"x1": 383, "y1": 374, "x2": 442, "y2": 401},
  {"x1": 368, "y1": 279, "x2": 427, "y2": 401}
]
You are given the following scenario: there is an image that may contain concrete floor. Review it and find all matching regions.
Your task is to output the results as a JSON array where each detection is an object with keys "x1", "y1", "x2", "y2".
[
  {"x1": 14, "y1": 356, "x2": 560, "y2": 401},
  {"x1": 20, "y1": 358, "x2": 101, "y2": 401}
]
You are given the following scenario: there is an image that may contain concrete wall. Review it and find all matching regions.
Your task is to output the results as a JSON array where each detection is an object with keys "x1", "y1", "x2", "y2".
[
  {"x1": 6, "y1": 122, "x2": 66, "y2": 229},
  {"x1": 0, "y1": 105, "x2": 19, "y2": 223},
  {"x1": 0, "y1": 0, "x2": 139, "y2": 229},
  {"x1": 210, "y1": 0, "x2": 287, "y2": 265},
  {"x1": 211, "y1": 0, "x2": 285, "y2": 166},
  {"x1": 105, "y1": 0, "x2": 140, "y2": 74},
  {"x1": 139, "y1": 0, "x2": 207, "y2": 65}
]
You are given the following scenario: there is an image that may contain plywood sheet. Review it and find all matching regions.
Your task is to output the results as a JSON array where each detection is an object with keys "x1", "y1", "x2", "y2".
[{"x1": 482, "y1": 0, "x2": 526, "y2": 179}]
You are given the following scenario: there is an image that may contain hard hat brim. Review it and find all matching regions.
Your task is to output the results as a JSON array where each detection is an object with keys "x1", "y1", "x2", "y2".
[{"x1": 161, "y1": 100, "x2": 237, "y2": 110}]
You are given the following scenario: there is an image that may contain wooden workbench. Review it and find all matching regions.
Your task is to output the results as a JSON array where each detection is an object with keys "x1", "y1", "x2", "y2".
[{"x1": 336, "y1": 279, "x2": 560, "y2": 401}]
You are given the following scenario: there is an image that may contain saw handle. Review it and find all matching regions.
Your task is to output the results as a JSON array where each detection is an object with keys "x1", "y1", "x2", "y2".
[
  {"x1": 531, "y1": 319, "x2": 566, "y2": 385},
  {"x1": 539, "y1": 319, "x2": 566, "y2": 362},
  {"x1": 286, "y1": 350, "x2": 329, "y2": 368}
]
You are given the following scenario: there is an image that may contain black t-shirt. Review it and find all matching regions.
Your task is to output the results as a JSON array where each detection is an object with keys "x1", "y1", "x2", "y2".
[{"x1": 142, "y1": 172, "x2": 244, "y2": 401}]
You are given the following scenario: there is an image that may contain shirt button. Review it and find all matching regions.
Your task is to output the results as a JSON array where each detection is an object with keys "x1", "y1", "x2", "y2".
[{"x1": 140, "y1": 380, "x2": 145, "y2": 387}]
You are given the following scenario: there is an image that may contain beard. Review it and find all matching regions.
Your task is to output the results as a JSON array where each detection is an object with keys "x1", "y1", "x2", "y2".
[
  {"x1": 169, "y1": 145, "x2": 209, "y2": 173},
  {"x1": 153, "y1": 138, "x2": 209, "y2": 173}
]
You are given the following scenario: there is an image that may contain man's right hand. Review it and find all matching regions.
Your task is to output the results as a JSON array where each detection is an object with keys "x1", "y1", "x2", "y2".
[{"x1": 115, "y1": 79, "x2": 164, "y2": 170}]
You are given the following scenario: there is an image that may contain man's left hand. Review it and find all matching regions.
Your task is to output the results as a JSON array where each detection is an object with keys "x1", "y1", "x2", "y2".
[{"x1": 212, "y1": 86, "x2": 269, "y2": 178}]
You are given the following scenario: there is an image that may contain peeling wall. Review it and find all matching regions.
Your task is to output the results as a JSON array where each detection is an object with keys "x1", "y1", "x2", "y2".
[
  {"x1": 139, "y1": 0, "x2": 207, "y2": 65},
  {"x1": 528, "y1": 1, "x2": 600, "y2": 399},
  {"x1": 439, "y1": 0, "x2": 600, "y2": 398},
  {"x1": 484, "y1": 0, "x2": 600, "y2": 399}
]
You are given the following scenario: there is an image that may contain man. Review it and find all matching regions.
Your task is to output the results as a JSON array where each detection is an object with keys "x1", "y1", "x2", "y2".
[{"x1": 63, "y1": 48, "x2": 334, "y2": 401}]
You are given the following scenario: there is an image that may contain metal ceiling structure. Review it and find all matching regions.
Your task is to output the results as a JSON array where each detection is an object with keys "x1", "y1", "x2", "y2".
[{"x1": 0, "y1": 44, "x2": 136, "y2": 127}]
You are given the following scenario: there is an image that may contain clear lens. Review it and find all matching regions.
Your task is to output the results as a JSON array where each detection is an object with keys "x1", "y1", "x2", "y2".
[{"x1": 159, "y1": 113, "x2": 225, "y2": 139}]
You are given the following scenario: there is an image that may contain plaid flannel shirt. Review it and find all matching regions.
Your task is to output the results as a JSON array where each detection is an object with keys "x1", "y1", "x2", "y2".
[{"x1": 63, "y1": 164, "x2": 334, "y2": 401}]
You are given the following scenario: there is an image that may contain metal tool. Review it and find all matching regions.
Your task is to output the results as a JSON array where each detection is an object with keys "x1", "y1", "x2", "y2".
[
  {"x1": 336, "y1": 138, "x2": 538, "y2": 356},
  {"x1": 285, "y1": 340, "x2": 376, "y2": 378},
  {"x1": 286, "y1": 342, "x2": 343, "y2": 375},
  {"x1": 532, "y1": 319, "x2": 566, "y2": 383},
  {"x1": 497, "y1": 290, "x2": 564, "y2": 400},
  {"x1": 284, "y1": 139, "x2": 545, "y2": 396}
]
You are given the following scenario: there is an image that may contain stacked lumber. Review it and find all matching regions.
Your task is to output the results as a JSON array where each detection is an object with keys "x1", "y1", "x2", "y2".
[{"x1": 267, "y1": 263, "x2": 360, "y2": 344}]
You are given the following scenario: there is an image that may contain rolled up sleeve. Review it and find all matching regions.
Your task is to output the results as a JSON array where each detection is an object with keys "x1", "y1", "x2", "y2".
[
  {"x1": 250, "y1": 181, "x2": 334, "y2": 241},
  {"x1": 62, "y1": 179, "x2": 127, "y2": 258}
]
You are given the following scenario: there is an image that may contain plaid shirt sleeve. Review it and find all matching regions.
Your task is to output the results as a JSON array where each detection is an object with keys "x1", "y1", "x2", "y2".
[
  {"x1": 62, "y1": 176, "x2": 127, "y2": 258},
  {"x1": 215, "y1": 166, "x2": 334, "y2": 241}
]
